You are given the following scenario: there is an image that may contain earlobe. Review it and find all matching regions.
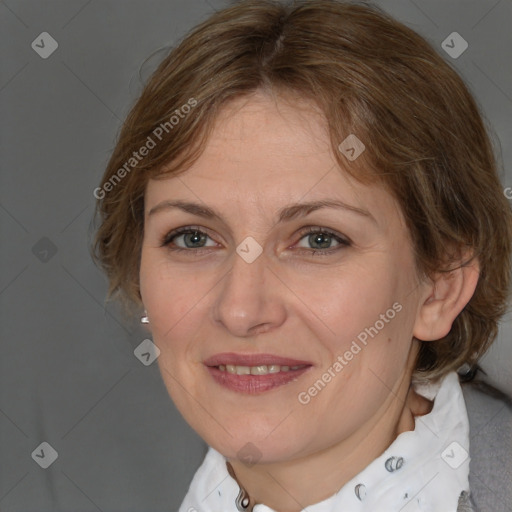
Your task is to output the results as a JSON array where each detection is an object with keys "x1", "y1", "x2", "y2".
[{"x1": 413, "y1": 257, "x2": 480, "y2": 341}]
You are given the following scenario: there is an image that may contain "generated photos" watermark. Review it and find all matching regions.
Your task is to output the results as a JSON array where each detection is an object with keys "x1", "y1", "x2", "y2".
[{"x1": 298, "y1": 302, "x2": 403, "y2": 404}]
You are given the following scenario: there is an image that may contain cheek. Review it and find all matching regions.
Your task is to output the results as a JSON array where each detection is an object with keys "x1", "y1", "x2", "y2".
[
  {"x1": 139, "y1": 251, "x2": 202, "y2": 336},
  {"x1": 297, "y1": 260, "x2": 398, "y2": 341},
  {"x1": 304, "y1": 259, "x2": 414, "y2": 384}
]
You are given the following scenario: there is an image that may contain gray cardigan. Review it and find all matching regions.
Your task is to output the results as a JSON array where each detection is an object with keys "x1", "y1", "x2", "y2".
[{"x1": 457, "y1": 378, "x2": 512, "y2": 511}]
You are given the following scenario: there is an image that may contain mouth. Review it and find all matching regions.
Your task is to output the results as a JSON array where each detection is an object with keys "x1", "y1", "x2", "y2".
[
  {"x1": 203, "y1": 353, "x2": 313, "y2": 394},
  {"x1": 216, "y1": 363, "x2": 309, "y2": 375}
]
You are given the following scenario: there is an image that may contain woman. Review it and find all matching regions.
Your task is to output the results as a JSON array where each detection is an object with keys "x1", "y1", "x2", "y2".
[{"x1": 92, "y1": 1, "x2": 512, "y2": 510}]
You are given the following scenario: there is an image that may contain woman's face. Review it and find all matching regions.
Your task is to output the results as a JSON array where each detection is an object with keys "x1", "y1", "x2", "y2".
[{"x1": 139, "y1": 91, "x2": 429, "y2": 463}]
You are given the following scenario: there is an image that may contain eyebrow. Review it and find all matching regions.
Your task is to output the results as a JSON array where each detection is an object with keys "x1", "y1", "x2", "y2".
[{"x1": 147, "y1": 199, "x2": 376, "y2": 224}]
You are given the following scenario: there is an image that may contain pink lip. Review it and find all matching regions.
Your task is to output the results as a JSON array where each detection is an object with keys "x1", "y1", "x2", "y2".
[
  {"x1": 203, "y1": 352, "x2": 312, "y2": 367},
  {"x1": 203, "y1": 352, "x2": 313, "y2": 395}
]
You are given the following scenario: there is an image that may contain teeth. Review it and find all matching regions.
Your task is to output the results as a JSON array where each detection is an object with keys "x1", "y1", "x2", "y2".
[
  {"x1": 251, "y1": 365, "x2": 268, "y2": 375},
  {"x1": 218, "y1": 364, "x2": 306, "y2": 375},
  {"x1": 237, "y1": 366, "x2": 251, "y2": 375}
]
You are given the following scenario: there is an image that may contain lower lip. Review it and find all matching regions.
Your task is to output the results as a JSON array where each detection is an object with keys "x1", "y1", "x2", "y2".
[{"x1": 205, "y1": 365, "x2": 312, "y2": 394}]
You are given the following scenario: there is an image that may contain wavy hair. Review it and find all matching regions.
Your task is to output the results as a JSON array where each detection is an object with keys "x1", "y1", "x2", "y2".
[{"x1": 92, "y1": 0, "x2": 512, "y2": 380}]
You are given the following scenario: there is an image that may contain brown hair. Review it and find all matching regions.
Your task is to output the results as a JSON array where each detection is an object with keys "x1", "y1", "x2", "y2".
[{"x1": 92, "y1": 0, "x2": 512, "y2": 380}]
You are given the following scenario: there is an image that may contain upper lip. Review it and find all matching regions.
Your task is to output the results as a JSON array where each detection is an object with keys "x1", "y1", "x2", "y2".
[{"x1": 203, "y1": 352, "x2": 313, "y2": 367}]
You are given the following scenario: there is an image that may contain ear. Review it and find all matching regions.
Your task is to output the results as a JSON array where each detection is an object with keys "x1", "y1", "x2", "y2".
[{"x1": 413, "y1": 256, "x2": 480, "y2": 341}]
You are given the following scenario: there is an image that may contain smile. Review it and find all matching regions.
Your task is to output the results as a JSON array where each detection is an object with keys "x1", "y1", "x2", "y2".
[
  {"x1": 218, "y1": 364, "x2": 308, "y2": 375},
  {"x1": 203, "y1": 353, "x2": 313, "y2": 394}
]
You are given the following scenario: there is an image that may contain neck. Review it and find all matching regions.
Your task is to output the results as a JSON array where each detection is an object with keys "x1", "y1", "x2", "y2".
[{"x1": 227, "y1": 371, "x2": 433, "y2": 512}]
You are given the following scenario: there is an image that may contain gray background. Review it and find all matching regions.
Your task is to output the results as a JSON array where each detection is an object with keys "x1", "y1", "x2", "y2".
[{"x1": 1, "y1": 1, "x2": 511, "y2": 511}]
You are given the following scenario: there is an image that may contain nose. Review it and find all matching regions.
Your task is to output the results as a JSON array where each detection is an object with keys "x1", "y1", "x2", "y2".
[{"x1": 211, "y1": 246, "x2": 287, "y2": 338}]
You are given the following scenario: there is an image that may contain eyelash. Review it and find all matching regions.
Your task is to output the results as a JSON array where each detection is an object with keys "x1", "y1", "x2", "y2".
[{"x1": 160, "y1": 225, "x2": 351, "y2": 257}]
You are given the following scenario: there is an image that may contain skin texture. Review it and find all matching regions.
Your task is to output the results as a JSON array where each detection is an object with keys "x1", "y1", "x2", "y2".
[{"x1": 139, "y1": 91, "x2": 479, "y2": 512}]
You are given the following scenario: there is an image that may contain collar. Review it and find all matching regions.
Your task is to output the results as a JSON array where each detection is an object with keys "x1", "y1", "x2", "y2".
[{"x1": 179, "y1": 371, "x2": 470, "y2": 512}]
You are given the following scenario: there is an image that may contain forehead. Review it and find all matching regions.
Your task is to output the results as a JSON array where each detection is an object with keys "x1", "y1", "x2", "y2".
[
  {"x1": 207, "y1": 91, "x2": 330, "y2": 156},
  {"x1": 145, "y1": 91, "x2": 404, "y2": 230}
]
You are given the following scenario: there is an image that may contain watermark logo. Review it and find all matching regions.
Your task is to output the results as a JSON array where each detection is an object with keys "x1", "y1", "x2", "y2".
[
  {"x1": 338, "y1": 134, "x2": 366, "y2": 162},
  {"x1": 32, "y1": 237, "x2": 58, "y2": 263},
  {"x1": 441, "y1": 441, "x2": 469, "y2": 469},
  {"x1": 134, "y1": 339, "x2": 160, "y2": 366},
  {"x1": 31, "y1": 32, "x2": 58, "y2": 59},
  {"x1": 441, "y1": 32, "x2": 468, "y2": 59},
  {"x1": 32, "y1": 442, "x2": 58, "y2": 469},
  {"x1": 237, "y1": 442, "x2": 263, "y2": 467},
  {"x1": 236, "y1": 236, "x2": 263, "y2": 263}
]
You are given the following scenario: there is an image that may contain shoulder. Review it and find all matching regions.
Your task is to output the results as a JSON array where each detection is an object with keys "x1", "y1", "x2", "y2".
[{"x1": 460, "y1": 371, "x2": 512, "y2": 512}]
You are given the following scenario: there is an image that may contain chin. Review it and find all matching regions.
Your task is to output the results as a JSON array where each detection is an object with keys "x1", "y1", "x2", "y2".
[{"x1": 202, "y1": 423, "x2": 306, "y2": 464}]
